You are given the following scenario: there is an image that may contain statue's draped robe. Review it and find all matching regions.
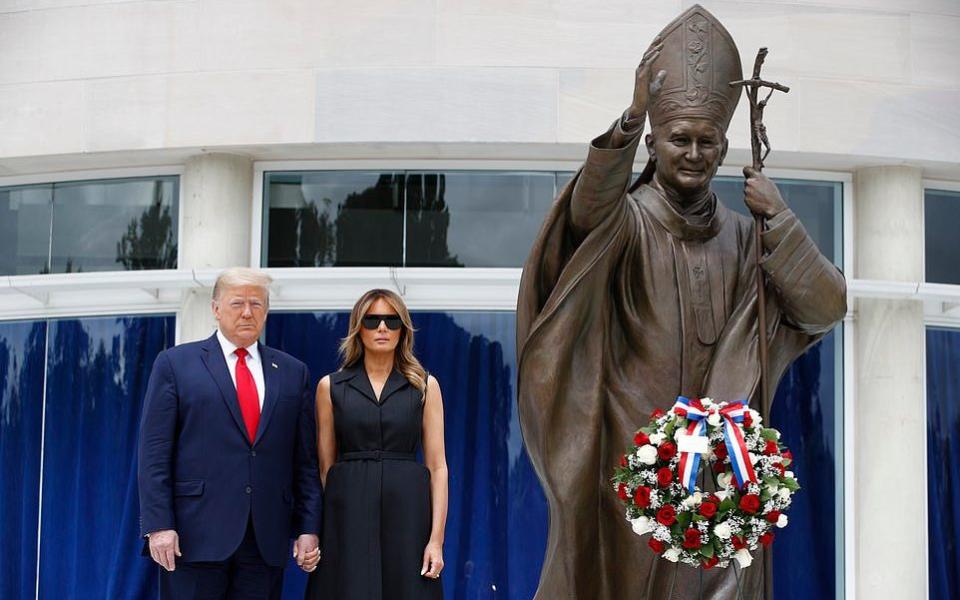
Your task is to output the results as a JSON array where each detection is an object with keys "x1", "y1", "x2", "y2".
[{"x1": 516, "y1": 120, "x2": 846, "y2": 599}]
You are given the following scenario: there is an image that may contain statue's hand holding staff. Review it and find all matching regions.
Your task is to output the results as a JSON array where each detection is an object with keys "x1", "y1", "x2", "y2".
[{"x1": 742, "y1": 167, "x2": 787, "y2": 219}]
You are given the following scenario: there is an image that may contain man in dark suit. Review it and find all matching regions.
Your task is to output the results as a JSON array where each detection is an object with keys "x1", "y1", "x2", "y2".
[{"x1": 138, "y1": 267, "x2": 321, "y2": 598}]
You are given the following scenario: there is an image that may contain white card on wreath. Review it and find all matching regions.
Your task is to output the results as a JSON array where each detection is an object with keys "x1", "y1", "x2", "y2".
[{"x1": 677, "y1": 433, "x2": 709, "y2": 454}]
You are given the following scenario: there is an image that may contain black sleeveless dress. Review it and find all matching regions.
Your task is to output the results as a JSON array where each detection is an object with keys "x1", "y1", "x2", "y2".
[{"x1": 305, "y1": 365, "x2": 443, "y2": 600}]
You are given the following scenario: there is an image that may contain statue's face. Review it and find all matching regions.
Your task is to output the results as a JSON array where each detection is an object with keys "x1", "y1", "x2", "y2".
[{"x1": 646, "y1": 118, "x2": 728, "y2": 198}]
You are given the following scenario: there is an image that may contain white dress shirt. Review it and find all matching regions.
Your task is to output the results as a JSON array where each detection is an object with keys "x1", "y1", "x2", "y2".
[{"x1": 216, "y1": 329, "x2": 266, "y2": 409}]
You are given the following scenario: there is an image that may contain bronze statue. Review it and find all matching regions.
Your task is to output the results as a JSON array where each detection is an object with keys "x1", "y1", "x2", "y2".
[{"x1": 516, "y1": 5, "x2": 846, "y2": 599}]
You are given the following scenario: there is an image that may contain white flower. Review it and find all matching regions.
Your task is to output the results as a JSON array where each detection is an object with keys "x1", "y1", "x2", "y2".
[
  {"x1": 701, "y1": 397, "x2": 714, "y2": 408},
  {"x1": 649, "y1": 433, "x2": 665, "y2": 445},
  {"x1": 749, "y1": 452, "x2": 760, "y2": 465},
  {"x1": 674, "y1": 429, "x2": 687, "y2": 442},
  {"x1": 707, "y1": 412, "x2": 721, "y2": 427},
  {"x1": 715, "y1": 489, "x2": 729, "y2": 501},
  {"x1": 778, "y1": 489, "x2": 791, "y2": 501},
  {"x1": 631, "y1": 516, "x2": 653, "y2": 536},
  {"x1": 773, "y1": 430, "x2": 781, "y2": 440},
  {"x1": 735, "y1": 548, "x2": 753, "y2": 568},
  {"x1": 637, "y1": 445, "x2": 658, "y2": 465},
  {"x1": 717, "y1": 472, "x2": 733, "y2": 489},
  {"x1": 748, "y1": 409, "x2": 762, "y2": 425},
  {"x1": 663, "y1": 548, "x2": 681, "y2": 563},
  {"x1": 714, "y1": 521, "x2": 732, "y2": 540},
  {"x1": 785, "y1": 471, "x2": 795, "y2": 479},
  {"x1": 776, "y1": 514, "x2": 788, "y2": 528}
]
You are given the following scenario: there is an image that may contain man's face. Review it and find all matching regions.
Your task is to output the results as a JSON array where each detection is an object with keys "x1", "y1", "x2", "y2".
[
  {"x1": 646, "y1": 118, "x2": 728, "y2": 198},
  {"x1": 212, "y1": 285, "x2": 268, "y2": 348}
]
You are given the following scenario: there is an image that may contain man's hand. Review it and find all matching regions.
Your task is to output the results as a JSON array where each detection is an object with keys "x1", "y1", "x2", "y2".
[
  {"x1": 148, "y1": 530, "x2": 181, "y2": 572},
  {"x1": 420, "y1": 541, "x2": 444, "y2": 579},
  {"x1": 743, "y1": 167, "x2": 787, "y2": 218},
  {"x1": 293, "y1": 534, "x2": 320, "y2": 573},
  {"x1": 627, "y1": 37, "x2": 667, "y2": 122}
]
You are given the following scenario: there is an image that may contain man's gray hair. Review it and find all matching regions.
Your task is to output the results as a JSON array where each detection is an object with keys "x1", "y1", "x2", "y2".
[{"x1": 212, "y1": 267, "x2": 273, "y2": 303}]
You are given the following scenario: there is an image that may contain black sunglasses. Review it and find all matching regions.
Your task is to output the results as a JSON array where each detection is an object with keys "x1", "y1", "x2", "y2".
[{"x1": 361, "y1": 314, "x2": 403, "y2": 330}]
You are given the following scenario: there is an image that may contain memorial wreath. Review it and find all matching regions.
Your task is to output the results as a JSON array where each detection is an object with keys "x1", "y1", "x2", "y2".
[{"x1": 612, "y1": 397, "x2": 799, "y2": 570}]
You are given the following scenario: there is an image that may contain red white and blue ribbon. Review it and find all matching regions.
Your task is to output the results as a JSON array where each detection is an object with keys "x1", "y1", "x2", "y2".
[
  {"x1": 673, "y1": 396, "x2": 709, "y2": 494},
  {"x1": 718, "y1": 400, "x2": 758, "y2": 489},
  {"x1": 671, "y1": 397, "x2": 758, "y2": 493}
]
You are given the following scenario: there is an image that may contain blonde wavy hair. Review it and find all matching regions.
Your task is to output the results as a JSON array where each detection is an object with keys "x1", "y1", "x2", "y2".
[{"x1": 339, "y1": 289, "x2": 427, "y2": 393}]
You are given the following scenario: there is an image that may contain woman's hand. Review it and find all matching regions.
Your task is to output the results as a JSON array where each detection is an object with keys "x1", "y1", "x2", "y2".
[
  {"x1": 627, "y1": 37, "x2": 667, "y2": 122},
  {"x1": 420, "y1": 540, "x2": 444, "y2": 580}
]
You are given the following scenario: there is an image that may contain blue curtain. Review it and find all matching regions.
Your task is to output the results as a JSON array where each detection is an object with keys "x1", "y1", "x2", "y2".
[
  {"x1": 266, "y1": 311, "x2": 548, "y2": 600},
  {"x1": 0, "y1": 321, "x2": 46, "y2": 599},
  {"x1": 927, "y1": 328, "x2": 960, "y2": 600},
  {"x1": 37, "y1": 316, "x2": 174, "y2": 600},
  {"x1": 770, "y1": 333, "x2": 838, "y2": 599}
]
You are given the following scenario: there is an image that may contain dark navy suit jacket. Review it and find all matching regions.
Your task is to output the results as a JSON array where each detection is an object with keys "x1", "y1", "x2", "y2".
[{"x1": 137, "y1": 332, "x2": 321, "y2": 567}]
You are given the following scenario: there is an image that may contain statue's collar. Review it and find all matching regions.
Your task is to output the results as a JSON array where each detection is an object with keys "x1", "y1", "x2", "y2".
[{"x1": 637, "y1": 184, "x2": 725, "y2": 241}]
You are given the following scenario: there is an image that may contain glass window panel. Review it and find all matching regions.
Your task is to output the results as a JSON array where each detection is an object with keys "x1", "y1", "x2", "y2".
[
  {"x1": 713, "y1": 176, "x2": 842, "y2": 267},
  {"x1": 405, "y1": 172, "x2": 556, "y2": 267},
  {"x1": 925, "y1": 189, "x2": 960, "y2": 285},
  {"x1": 38, "y1": 315, "x2": 174, "y2": 599},
  {"x1": 264, "y1": 172, "x2": 404, "y2": 267},
  {"x1": 0, "y1": 185, "x2": 53, "y2": 276},
  {"x1": 50, "y1": 177, "x2": 179, "y2": 273},
  {"x1": 0, "y1": 320, "x2": 46, "y2": 599}
]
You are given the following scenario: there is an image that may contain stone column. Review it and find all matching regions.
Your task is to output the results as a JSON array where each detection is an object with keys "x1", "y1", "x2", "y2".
[
  {"x1": 853, "y1": 166, "x2": 925, "y2": 599},
  {"x1": 178, "y1": 153, "x2": 254, "y2": 343}
]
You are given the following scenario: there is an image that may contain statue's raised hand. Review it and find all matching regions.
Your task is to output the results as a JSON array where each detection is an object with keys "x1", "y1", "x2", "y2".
[{"x1": 628, "y1": 38, "x2": 667, "y2": 122}]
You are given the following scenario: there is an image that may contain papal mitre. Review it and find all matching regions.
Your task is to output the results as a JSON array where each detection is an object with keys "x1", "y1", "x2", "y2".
[{"x1": 647, "y1": 4, "x2": 743, "y2": 131}]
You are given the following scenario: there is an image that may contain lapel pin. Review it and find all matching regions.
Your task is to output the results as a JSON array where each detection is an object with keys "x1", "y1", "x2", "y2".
[{"x1": 272, "y1": 362, "x2": 279, "y2": 369}]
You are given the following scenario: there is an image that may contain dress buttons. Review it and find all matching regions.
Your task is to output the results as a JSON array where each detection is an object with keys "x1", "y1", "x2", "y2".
[
  {"x1": 245, "y1": 486, "x2": 252, "y2": 494},
  {"x1": 251, "y1": 450, "x2": 257, "y2": 457}
]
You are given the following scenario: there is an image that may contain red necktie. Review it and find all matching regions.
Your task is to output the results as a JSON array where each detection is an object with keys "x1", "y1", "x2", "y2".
[{"x1": 234, "y1": 348, "x2": 260, "y2": 442}]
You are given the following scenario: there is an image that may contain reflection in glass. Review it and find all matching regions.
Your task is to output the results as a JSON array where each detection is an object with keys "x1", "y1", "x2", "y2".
[
  {"x1": 405, "y1": 172, "x2": 556, "y2": 267},
  {"x1": 0, "y1": 320, "x2": 46, "y2": 598},
  {"x1": 50, "y1": 177, "x2": 179, "y2": 273},
  {"x1": 926, "y1": 327, "x2": 960, "y2": 600},
  {"x1": 264, "y1": 172, "x2": 404, "y2": 267},
  {"x1": 38, "y1": 315, "x2": 174, "y2": 599},
  {"x1": 0, "y1": 186, "x2": 53, "y2": 275},
  {"x1": 713, "y1": 176, "x2": 842, "y2": 267},
  {"x1": 925, "y1": 190, "x2": 960, "y2": 285}
]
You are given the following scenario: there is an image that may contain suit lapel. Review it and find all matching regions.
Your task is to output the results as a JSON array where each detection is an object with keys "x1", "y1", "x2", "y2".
[
  {"x1": 378, "y1": 369, "x2": 410, "y2": 405},
  {"x1": 254, "y1": 344, "x2": 280, "y2": 445},
  {"x1": 200, "y1": 334, "x2": 248, "y2": 441}
]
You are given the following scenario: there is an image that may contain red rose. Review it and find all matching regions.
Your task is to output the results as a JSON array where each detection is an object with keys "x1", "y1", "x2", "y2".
[
  {"x1": 712, "y1": 460, "x2": 727, "y2": 474},
  {"x1": 673, "y1": 407, "x2": 688, "y2": 417},
  {"x1": 732, "y1": 536, "x2": 747, "y2": 550},
  {"x1": 619, "y1": 454, "x2": 627, "y2": 467},
  {"x1": 634, "y1": 431, "x2": 650, "y2": 446},
  {"x1": 764, "y1": 440, "x2": 780, "y2": 456},
  {"x1": 760, "y1": 532, "x2": 775, "y2": 547},
  {"x1": 713, "y1": 443, "x2": 728, "y2": 460},
  {"x1": 702, "y1": 555, "x2": 719, "y2": 570},
  {"x1": 699, "y1": 501, "x2": 718, "y2": 519},
  {"x1": 658, "y1": 442, "x2": 677, "y2": 461},
  {"x1": 773, "y1": 462, "x2": 786, "y2": 477},
  {"x1": 633, "y1": 486, "x2": 651, "y2": 508},
  {"x1": 766, "y1": 510, "x2": 781, "y2": 523},
  {"x1": 617, "y1": 483, "x2": 628, "y2": 501},
  {"x1": 656, "y1": 505, "x2": 677, "y2": 526},
  {"x1": 708, "y1": 494, "x2": 721, "y2": 504},
  {"x1": 651, "y1": 408, "x2": 666, "y2": 420},
  {"x1": 739, "y1": 494, "x2": 761, "y2": 514},
  {"x1": 782, "y1": 450, "x2": 794, "y2": 465},
  {"x1": 682, "y1": 528, "x2": 702, "y2": 550},
  {"x1": 743, "y1": 411, "x2": 753, "y2": 428},
  {"x1": 648, "y1": 538, "x2": 665, "y2": 554},
  {"x1": 656, "y1": 467, "x2": 674, "y2": 487}
]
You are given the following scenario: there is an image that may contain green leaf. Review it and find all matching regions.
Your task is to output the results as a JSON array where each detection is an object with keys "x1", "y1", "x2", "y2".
[
  {"x1": 720, "y1": 497, "x2": 736, "y2": 512},
  {"x1": 760, "y1": 428, "x2": 779, "y2": 441},
  {"x1": 677, "y1": 511, "x2": 692, "y2": 529},
  {"x1": 664, "y1": 420, "x2": 677, "y2": 438},
  {"x1": 700, "y1": 543, "x2": 714, "y2": 558},
  {"x1": 782, "y1": 478, "x2": 800, "y2": 492},
  {"x1": 692, "y1": 514, "x2": 705, "y2": 523},
  {"x1": 763, "y1": 476, "x2": 780, "y2": 488}
]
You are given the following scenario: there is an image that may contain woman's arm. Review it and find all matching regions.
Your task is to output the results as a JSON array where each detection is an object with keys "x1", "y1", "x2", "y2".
[
  {"x1": 315, "y1": 376, "x2": 337, "y2": 488},
  {"x1": 420, "y1": 375, "x2": 449, "y2": 579}
]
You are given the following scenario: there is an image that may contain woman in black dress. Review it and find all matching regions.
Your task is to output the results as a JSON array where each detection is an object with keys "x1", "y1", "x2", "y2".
[{"x1": 305, "y1": 289, "x2": 448, "y2": 600}]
